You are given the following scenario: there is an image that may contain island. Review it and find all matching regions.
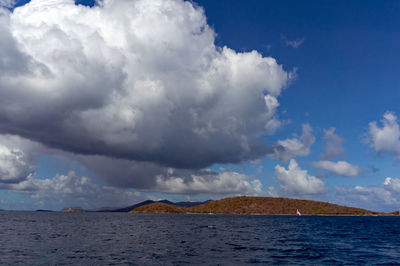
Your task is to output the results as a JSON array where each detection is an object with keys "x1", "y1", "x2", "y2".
[
  {"x1": 129, "y1": 196, "x2": 388, "y2": 215},
  {"x1": 62, "y1": 207, "x2": 85, "y2": 213}
]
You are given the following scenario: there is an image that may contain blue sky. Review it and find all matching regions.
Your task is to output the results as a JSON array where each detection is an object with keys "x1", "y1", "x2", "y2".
[
  {"x1": 201, "y1": 1, "x2": 400, "y2": 181},
  {"x1": 200, "y1": 0, "x2": 400, "y2": 210},
  {"x1": 1, "y1": 0, "x2": 400, "y2": 212}
]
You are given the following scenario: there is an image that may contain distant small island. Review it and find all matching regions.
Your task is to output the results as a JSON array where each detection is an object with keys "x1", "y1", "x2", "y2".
[
  {"x1": 62, "y1": 208, "x2": 85, "y2": 213},
  {"x1": 130, "y1": 196, "x2": 396, "y2": 216}
]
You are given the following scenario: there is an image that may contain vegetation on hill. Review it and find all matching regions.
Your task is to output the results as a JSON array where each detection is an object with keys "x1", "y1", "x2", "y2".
[
  {"x1": 62, "y1": 209, "x2": 85, "y2": 213},
  {"x1": 108, "y1": 199, "x2": 208, "y2": 212},
  {"x1": 62, "y1": 208, "x2": 85, "y2": 213},
  {"x1": 130, "y1": 202, "x2": 186, "y2": 214},
  {"x1": 129, "y1": 196, "x2": 381, "y2": 215},
  {"x1": 189, "y1": 196, "x2": 378, "y2": 215}
]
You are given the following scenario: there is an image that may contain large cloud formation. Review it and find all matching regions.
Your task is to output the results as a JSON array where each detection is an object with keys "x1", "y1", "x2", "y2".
[
  {"x1": 70, "y1": 154, "x2": 263, "y2": 194},
  {"x1": 0, "y1": 0, "x2": 292, "y2": 171}
]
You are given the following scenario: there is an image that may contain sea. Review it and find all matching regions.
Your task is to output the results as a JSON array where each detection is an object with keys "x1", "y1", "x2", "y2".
[{"x1": 0, "y1": 212, "x2": 399, "y2": 265}]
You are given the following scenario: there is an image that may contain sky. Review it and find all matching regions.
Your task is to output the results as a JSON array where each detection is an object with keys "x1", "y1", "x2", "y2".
[{"x1": 0, "y1": 0, "x2": 400, "y2": 212}]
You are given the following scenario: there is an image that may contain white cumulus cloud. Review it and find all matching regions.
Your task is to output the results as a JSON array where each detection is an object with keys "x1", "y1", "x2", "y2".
[
  {"x1": 336, "y1": 177, "x2": 400, "y2": 212},
  {"x1": 7, "y1": 171, "x2": 145, "y2": 210},
  {"x1": 0, "y1": 0, "x2": 293, "y2": 170},
  {"x1": 270, "y1": 124, "x2": 315, "y2": 161},
  {"x1": 275, "y1": 159, "x2": 325, "y2": 196},
  {"x1": 0, "y1": 136, "x2": 37, "y2": 183},
  {"x1": 154, "y1": 169, "x2": 263, "y2": 195},
  {"x1": 311, "y1": 160, "x2": 360, "y2": 177},
  {"x1": 367, "y1": 111, "x2": 400, "y2": 160}
]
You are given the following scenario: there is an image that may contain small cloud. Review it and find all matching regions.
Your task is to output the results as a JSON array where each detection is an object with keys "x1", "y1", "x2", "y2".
[
  {"x1": 275, "y1": 159, "x2": 326, "y2": 196},
  {"x1": 265, "y1": 44, "x2": 272, "y2": 52},
  {"x1": 269, "y1": 124, "x2": 315, "y2": 162},
  {"x1": 311, "y1": 160, "x2": 361, "y2": 177},
  {"x1": 248, "y1": 159, "x2": 262, "y2": 165},
  {"x1": 367, "y1": 111, "x2": 400, "y2": 160},
  {"x1": 321, "y1": 127, "x2": 345, "y2": 160},
  {"x1": 282, "y1": 36, "x2": 305, "y2": 48}
]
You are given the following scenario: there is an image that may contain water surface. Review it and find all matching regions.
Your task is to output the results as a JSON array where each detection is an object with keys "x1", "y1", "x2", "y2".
[{"x1": 0, "y1": 212, "x2": 399, "y2": 265}]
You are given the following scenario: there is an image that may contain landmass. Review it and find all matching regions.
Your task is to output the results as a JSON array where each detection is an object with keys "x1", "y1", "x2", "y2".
[
  {"x1": 129, "y1": 196, "x2": 387, "y2": 215},
  {"x1": 56, "y1": 196, "x2": 399, "y2": 215},
  {"x1": 390, "y1": 210, "x2": 400, "y2": 216},
  {"x1": 107, "y1": 199, "x2": 209, "y2": 212},
  {"x1": 131, "y1": 202, "x2": 186, "y2": 214},
  {"x1": 62, "y1": 207, "x2": 85, "y2": 213},
  {"x1": 59, "y1": 200, "x2": 208, "y2": 213}
]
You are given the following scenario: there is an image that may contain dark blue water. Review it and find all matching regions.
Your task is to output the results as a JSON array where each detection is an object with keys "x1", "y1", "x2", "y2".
[{"x1": 0, "y1": 212, "x2": 399, "y2": 265}]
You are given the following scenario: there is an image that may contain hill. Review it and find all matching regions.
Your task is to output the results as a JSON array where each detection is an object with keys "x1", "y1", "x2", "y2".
[
  {"x1": 129, "y1": 196, "x2": 380, "y2": 215},
  {"x1": 130, "y1": 202, "x2": 186, "y2": 214},
  {"x1": 189, "y1": 196, "x2": 379, "y2": 215},
  {"x1": 110, "y1": 200, "x2": 156, "y2": 212},
  {"x1": 62, "y1": 208, "x2": 84, "y2": 213},
  {"x1": 108, "y1": 200, "x2": 208, "y2": 212}
]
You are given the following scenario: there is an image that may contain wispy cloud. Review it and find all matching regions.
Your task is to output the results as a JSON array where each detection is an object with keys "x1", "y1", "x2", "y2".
[
  {"x1": 321, "y1": 127, "x2": 345, "y2": 160},
  {"x1": 282, "y1": 36, "x2": 305, "y2": 48}
]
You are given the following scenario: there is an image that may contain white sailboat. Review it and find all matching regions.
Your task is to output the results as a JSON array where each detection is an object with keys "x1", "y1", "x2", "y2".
[{"x1": 296, "y1": 209, "x2": 301, "y2": 216}]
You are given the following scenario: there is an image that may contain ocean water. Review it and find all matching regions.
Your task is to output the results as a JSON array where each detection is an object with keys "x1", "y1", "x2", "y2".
[{"x1": 0, "y1": 212, "x2": 399, "y2": 265}]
